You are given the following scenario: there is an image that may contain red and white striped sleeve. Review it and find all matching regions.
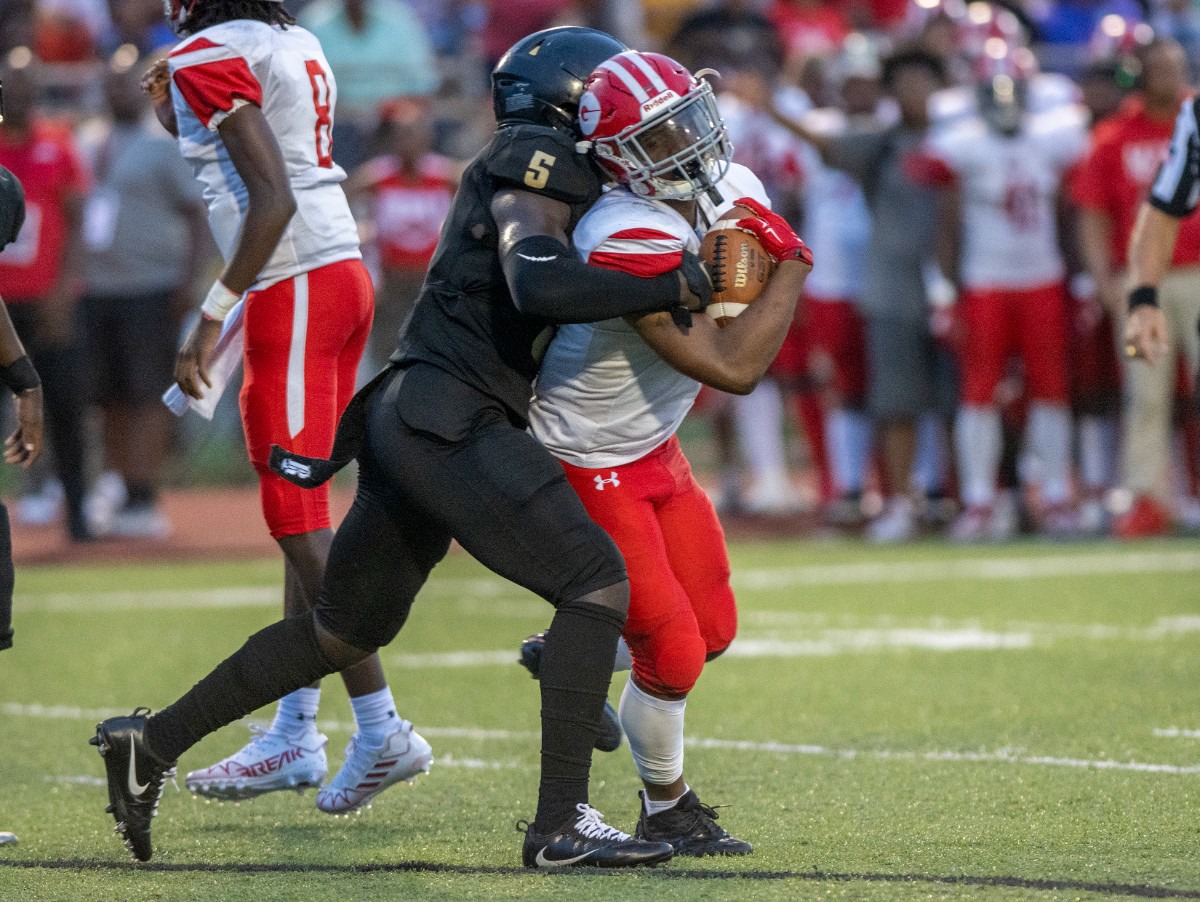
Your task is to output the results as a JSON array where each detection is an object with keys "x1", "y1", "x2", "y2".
[
  {"x1": 586, "y1": 226, "x2": 684, "y2": 278},
  {"x1": 169, "y1": 36, "x2": 263, "y2": 131}
]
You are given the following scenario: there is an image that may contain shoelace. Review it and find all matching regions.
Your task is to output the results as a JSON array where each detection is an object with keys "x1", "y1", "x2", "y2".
[{"x1": 572, "y1": 804, "x2": 630, "y2": 841}]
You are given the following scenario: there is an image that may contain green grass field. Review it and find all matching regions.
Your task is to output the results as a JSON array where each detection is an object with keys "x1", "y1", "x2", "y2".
[{"x1": 2, "y1": 537, "x2": 1200, "y2": 900}]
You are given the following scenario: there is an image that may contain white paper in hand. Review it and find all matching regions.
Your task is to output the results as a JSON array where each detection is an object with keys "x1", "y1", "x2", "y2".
[{"x1": 162, "y1": 300, "x2": 245, "y2": 420}]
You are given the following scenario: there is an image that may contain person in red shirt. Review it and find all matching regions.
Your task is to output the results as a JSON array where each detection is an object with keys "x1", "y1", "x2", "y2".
[
  {"x1": 0, "y1": 51, "x2": 91, "y2": 541},
  {"x1": 767, "y1": 0, "x2": 851, "y2": 59},
  {"x1": 343, "y1": 98, "x2": 460, "y2": 370},
  {"x1": 1072, "y1": 37, "x2": 1200, "y2": 537}
]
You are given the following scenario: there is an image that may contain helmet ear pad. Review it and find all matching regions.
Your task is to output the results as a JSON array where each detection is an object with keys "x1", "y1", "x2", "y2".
[{"x1": 491, "y1": 27, "x2": 629, "y2": 133}]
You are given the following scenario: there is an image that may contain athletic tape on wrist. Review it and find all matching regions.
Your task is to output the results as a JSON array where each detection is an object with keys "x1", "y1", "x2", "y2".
[{"x1": 200, "y1": 281, "x2": 241, "y2": 322}]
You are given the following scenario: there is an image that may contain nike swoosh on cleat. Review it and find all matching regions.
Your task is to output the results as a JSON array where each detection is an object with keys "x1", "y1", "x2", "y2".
[
  {"x1": 535, "y1": 847, "x2": 596, "y2": 867},
  {"x1": 128, "y1": 736, "x2": 150, "y2": 797}
]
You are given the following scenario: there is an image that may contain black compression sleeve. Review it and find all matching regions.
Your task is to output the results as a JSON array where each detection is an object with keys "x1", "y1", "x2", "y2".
[{"x1": 502, "y1": 234, "x2": 681, "y2": 323}]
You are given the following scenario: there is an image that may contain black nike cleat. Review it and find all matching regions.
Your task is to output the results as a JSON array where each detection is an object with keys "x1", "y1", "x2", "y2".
[
  {"x1": 519, "y1": 631, "x2": 623, "y2": 753},
  {"x1": 519, "y1": 803, "x2": 674, "y2": 868},
  {"x1": 634, "y1": 789, "x2": 753, "y2": 857},
  {"x1": 90, "y1": 708, "x2": 176, "y2": 862}
]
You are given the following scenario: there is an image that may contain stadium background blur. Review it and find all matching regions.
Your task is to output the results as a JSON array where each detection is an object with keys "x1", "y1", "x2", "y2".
[{"x1": 4, "y1": 0, "x2": 1200, "y2": 553}]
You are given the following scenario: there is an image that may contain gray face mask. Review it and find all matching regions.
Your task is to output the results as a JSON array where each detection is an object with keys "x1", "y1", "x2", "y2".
[{"x1": 0, "y1": 165, "x2": 25, "y2": 249}]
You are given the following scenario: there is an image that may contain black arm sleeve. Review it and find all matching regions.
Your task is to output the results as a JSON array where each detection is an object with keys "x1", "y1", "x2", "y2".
[{"x1": 502, "y1": 234, "x2": 683, "y2": 323}]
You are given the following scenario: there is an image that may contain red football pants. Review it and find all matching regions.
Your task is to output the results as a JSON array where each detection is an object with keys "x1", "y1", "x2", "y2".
[
  {"x1": 559, "y1": 436, "x2": 737, "y2": 698},
  {"x1": 959, "y1": 283, "x2": 1070, "y2": 406},
  {"x1": 240, "y1": 259, "x2": 374, "y2": 538}
]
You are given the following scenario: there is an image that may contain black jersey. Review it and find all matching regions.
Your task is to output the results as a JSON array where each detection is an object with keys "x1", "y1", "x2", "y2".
[{"x1": 392, "y1": 124, "x2": 604, "y2": 424}]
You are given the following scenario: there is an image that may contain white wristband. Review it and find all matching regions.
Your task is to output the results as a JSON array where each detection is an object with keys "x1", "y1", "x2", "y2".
[{"x1": 200, "y1": 280, "x2": 241, "y2": 322}]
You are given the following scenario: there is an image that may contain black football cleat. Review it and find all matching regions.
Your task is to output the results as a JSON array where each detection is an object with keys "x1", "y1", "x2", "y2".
[
  {"x1": 90, "y1": 708, "x2": 176, "y2": 862},
  {"x1": 519, "y1": 803, "x2": 674, "y2": 868},
  {"x1": 519, "y1": 631, "x2": 623, "y2": 753},
  {"x1": 635, "y1": 789, "x2": 753, "y2": 857}
]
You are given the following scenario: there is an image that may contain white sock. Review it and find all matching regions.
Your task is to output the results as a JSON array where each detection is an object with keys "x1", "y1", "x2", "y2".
[
  {"x1": 618, "y1": 677, "x2": 686, "y2": 787},
  {"x1": 613, "y1": 636, "x2": 633, "y2": 673},
  {"x1": 955, "y1": 405, "x2": 1002, "y2": 509},
  {"x1": 272, "y1": 687, "x2": 320, "y2": 736},
  {"x1": 350, "y1": 687, "x2": 401, "y2": 742},
  {"x1": 644, "y1": 784, "x2": 691, "y2": 816},
  {"x1": 1078, "y1": 414, "x2": 1116, "y2": 493},
  {"x1": 1028, "y1": 401, "x2": 1072, "y2": 505},
  {"x1": 827, "y1": 408, "x2": 872, "y2": 496},
  {"x1": 734, "y1": 379, "x2": 787, "y2": 486},
  {"x1": 913, "y1": 413, "x2": 947, "y2": 496}
]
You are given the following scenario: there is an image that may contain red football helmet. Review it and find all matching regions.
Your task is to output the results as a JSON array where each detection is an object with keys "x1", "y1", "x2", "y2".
[{"x1": 577, "y1": 51, "x2": 732, "y2": 202}]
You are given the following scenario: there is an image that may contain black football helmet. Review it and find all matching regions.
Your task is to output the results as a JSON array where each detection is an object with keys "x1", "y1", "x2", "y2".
[{"x1": 492, "y1": 26, "x2": 629, "y2": 135}]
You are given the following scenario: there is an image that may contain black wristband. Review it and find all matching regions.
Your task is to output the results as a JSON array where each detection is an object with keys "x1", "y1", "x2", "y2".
[
  {"x1": 1128, "y1": 285, "x2": 1160, "y2": 310},
  {"x1": 0, "y1": 355, "x2": 39, "y2": 393}
]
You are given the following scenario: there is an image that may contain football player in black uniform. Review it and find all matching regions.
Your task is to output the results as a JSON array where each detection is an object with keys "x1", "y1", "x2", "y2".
[{"x1": 91, "y1": 27, "x2": 712, "y2": 867}]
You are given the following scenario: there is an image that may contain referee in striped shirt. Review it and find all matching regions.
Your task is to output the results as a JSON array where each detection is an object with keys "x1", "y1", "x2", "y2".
[{"x1": 1125, "y1": 94, "x2": 1200, "y2": 363}]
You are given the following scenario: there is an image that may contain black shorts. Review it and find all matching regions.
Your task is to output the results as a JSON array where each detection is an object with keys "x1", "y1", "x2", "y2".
[
  {"x1": 316, "y1": 364, "x2": 627, "y2": 651},
  {"x1": 82, "y1": 291, "x2": 178, "y2": 406}
]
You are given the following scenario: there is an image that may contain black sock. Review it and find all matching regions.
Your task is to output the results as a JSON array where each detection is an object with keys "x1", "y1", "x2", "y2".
[
  {"x1": 145, "y1": 614, "x2": 335, "y2": 763},
  {"x1": 534, "y1": 599, "x2": 624, "y2": 833}
]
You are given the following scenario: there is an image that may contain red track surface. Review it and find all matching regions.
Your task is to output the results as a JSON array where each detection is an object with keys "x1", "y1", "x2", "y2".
[{"x1": 11, "y1": 488, "x2": 355, "y2": 566}]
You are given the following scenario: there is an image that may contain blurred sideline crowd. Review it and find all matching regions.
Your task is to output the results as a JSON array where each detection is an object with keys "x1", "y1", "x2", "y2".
[{"x1": 2, "y1": 0, "x2": 1200, "y2": 544}]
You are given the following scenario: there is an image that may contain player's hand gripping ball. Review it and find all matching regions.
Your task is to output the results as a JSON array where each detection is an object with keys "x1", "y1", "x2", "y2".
[{"x1": 699, "y1": 205, "x2": 776, "y2": 327}]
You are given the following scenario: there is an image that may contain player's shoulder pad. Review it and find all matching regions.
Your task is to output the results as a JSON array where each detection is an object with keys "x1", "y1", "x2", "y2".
[
  {"x1": 575, "y1": 190, "x2": 688, "y2": 258},
  {"x1": 170, "y1": 20, "x2": 271, "y2": 65},
  {"x1": 926, "y1": 115, "x2": 985, "y2": 164},
  {"x1": 486, "y1": 124, "x2": 597, "y2": 205}
]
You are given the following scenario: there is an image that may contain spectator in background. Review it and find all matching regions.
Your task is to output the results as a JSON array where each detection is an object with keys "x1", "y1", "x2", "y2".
[
  {"x1": 922, "y1": 48, "x2": 1090, "y2": 541},
  {"x1": 100, "y1": 0, "x2": 176, "y2": 56},
  {"x1": 1072, "y1": 37, "x2": 1200, "y2": 537},
  {"x1": 299, "y1": 0, "x2": 440, "y2": 171},
  {"x1": 768, "y1": 0, "x2": 852, "y2": 59},
  {"x1": 79, "y1": 47, "x2": 211, "y2": 538},
  {"x1": 792, "y1": 43, "x2": 881, "y2": 526},
  {"x1": 0, "y1": 163, "x2": 46, "y2": 653},
  {"x1": 343, "y1": 97, "x2": 460, "y2": 370},
  {"x1": 767, "y1": 49, "x2": 955, "y2": 542},
  {"x1": 0, "y1": 49, "x2": 91, "y2": 542},
  {"x1": 665, "y1": 0, "x2": 784, "y2": 76}
]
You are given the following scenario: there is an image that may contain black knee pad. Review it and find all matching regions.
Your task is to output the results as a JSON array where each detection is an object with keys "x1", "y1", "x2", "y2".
[{"x1": 314, "y1": 593, "x2": 412, "y2": 653}]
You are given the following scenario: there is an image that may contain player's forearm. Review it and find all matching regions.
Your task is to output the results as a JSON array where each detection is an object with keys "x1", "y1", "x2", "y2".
[
  {"x1": 219, "y1": 189, "x2": 295, "y2": 295},
  {"x1": 0, "y1": 301, "x2": 28, "y2": 367},
  {"x1": 634, "y1": 260, "x2": 809, "y2": 395},
  {"x1": 1126, "y1": 203, "x2": 1181, "y2": 293},
  {"x1": 503, "y1": 235, "x2": 682, "y2": 323}
]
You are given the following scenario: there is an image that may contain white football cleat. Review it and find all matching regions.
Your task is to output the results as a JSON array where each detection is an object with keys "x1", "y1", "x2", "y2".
[
  {"x1": 866, "y1": 496, "x2": 917, "y2": 544},
  {"x1": 185, "y1": 725, "x2": 328, "y2": 801},
  {"x1": 316, "y1": 722, "x2": 433, "y2": 814}
]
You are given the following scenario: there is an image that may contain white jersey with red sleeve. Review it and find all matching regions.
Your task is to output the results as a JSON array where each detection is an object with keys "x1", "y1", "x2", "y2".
[
  {"x1": 924, "y1": 105, "x2": 1089, "y2": 290},
  {"x1": 168, "y1": 20, "x2": 360, "y2": 289},
  {"x1": 529, "y1": 163, "x2": 769, "y2": 468}
]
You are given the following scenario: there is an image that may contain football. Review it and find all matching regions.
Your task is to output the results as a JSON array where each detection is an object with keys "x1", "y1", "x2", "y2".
[{"x1": 699, "y1": 218, "x2": 775, "y2": 326}]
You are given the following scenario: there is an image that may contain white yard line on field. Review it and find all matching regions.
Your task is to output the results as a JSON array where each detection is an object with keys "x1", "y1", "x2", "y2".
[
  {"x1": 18, "y1": 548, "x2": 1200, "y2": 613},
  {"x1": 11, "y1": 702, "x2": 1198, "y2": 777},
  {"x1": 1155, "y1": 728, "x2": 1200, "y2": 739}
]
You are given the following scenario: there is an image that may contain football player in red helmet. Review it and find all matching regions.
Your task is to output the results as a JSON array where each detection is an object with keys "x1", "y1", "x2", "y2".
[
  {"x1": 521, "y1": 49, "x2": 813, "y2": 857},
  {"x1": 579, "y1": 51, "x2": 732, "y2": 203}
]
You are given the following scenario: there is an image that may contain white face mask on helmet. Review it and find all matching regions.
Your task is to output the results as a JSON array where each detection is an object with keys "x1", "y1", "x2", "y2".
[{"x1": 578, "y1": 51, "x2": 732, "y2": 202}]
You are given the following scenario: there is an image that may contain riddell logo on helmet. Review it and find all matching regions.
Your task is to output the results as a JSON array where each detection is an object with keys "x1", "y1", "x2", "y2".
[{"x1": 641, "y1": 91, "x2": 679, "y2": 115}]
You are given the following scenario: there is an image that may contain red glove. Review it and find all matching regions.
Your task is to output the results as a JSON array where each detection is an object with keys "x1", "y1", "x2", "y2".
[{"x1": 732, "y1": 196, "x2": 814, "y2": 266}]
